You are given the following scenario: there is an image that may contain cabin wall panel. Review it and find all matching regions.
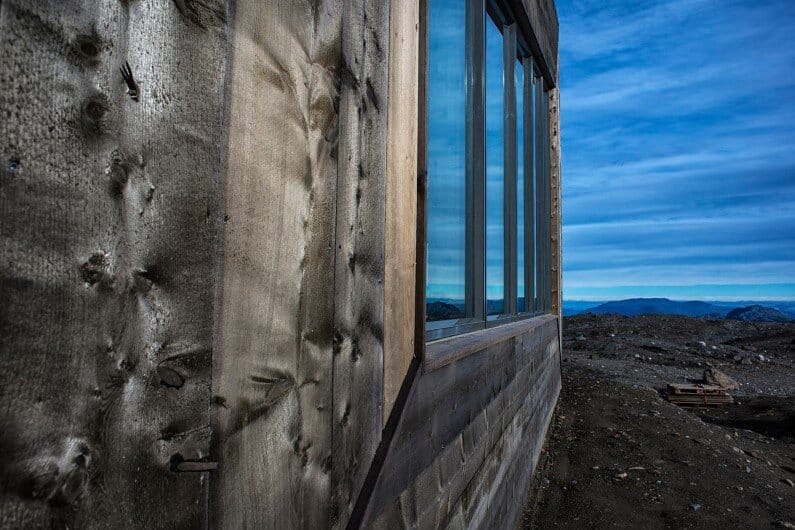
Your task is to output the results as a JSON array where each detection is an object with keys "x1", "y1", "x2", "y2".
[
  {"x1": 549, "y1": 87, "x2": 562, "y2": 324},
  {"x1": 331, "y1": 0, "x2": 391, "y2": 526},
  {"x1": 451, "y1": 342, "x2": 561, "y2": 529},
  {"x1": 212, "y1": 1, "x2": 341, "y2": 527},
  {"x1": 0, "y1": 0, "x2": 228, "y2": 527},
  {"x1": 366, "y1": 316, "x2": 561, "y2": 526},
  {"x1": 383, "y1": 0, "x2": 419, "y2": 426}
]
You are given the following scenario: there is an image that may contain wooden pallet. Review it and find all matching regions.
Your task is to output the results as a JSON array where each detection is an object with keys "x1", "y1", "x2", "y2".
[
  {"x1": 666, "y1": 383, "x2": 733, "y2": 407},
  {"x1": 668, "y1": 383, "x2": 724, "y2": 395}
]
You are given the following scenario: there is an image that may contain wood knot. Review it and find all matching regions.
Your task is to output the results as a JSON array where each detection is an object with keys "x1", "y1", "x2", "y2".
[
  {"x1": 106, "y1": 149, "x2": 132, "y2": 196},
  {"x1": 157, "y1": 365, "x2": 184, "y2": 388},
  {"x1": 79, "y1": 93, "x2": 110, "y2": 136},
  {"x1": 72, "y1": 32, "x2": 102, "y2": 64},
  {"x1": 80, "y1": 252, "x2": 110, "y2": 286}
]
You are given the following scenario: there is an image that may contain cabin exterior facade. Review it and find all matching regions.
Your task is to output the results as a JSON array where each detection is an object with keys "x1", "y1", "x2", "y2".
[{"x1": 0, "y1": 0, "x2": 560, "y2": 528}]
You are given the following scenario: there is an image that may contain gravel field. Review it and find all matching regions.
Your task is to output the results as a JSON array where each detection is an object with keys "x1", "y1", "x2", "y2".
[{"x1": 521, "y1": 314, "x2": 795, "y2": 529}]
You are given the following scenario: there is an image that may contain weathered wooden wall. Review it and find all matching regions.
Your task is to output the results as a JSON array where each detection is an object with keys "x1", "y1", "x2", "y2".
[
  {"x1": 521, "y1": 0, "x2": 558, "y2": 81},
  {"x1": 549, "y1": 87, "x2": 562, "y2": 322},
  {"x1": 0, "y1": 0, "x2": 228, "y2": 527},
  {"x1": 1, "y1": 0, "x2": 559, "y2": 528},
  {"x1": 363, "y1": 316, "x2": 561, "y2": 528},
  {"x1": 210, "y1": 1, "x2": 342, "y2": 527},
  {"x1": 384, "y1": 0, "x2": 419, "y2": 430}
]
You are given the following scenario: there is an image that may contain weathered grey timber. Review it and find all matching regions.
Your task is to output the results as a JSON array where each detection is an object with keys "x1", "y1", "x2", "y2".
[
  {"x1": 365, "y1": 316, "x2": 560, "y2": 527},
  {"x1": 522, "y1": 0, "x2": 559, "y2": 81},
  {"x1": 330, "y1": 1, "x2": 390, "y2": 526},
  {"x1": 0, "y1": 0, "x2": 227, "y2": 527},
  {"x1": 0, "y1": 0, "x2": 560, "y2": 528},
  {"x1": 210, "y1": 1, "x2": 343, "y2": 528}
]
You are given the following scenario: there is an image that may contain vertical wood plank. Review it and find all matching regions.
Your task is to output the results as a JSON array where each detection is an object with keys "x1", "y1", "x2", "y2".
[
  {"x1": 331, "y1": 0, "x2": 390, "y2": 525},
  {"x1": 212, "y1": 1, "x2": 340, "y2": 527},
  {"x1": 414, "y1": 0, "x2": 429, "y2": 355},
  {"x1": 0, "y1": 0, "x2": 228, "y2": 527},
  {"x1": 383, "y1": 0, "x2": 419, "y2": 426},
  {"x1": 549, "y1": 86, "x2": 562, "y2": 321}
]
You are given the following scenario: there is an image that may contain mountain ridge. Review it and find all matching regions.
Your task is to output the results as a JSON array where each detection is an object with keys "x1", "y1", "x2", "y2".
[{"x1": 573, "y1": 297, "x2": 794, "y2": 322}]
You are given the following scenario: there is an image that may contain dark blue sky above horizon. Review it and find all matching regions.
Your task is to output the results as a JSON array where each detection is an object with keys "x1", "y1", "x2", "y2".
[
  {"x1": 559, "y1": 0, "x2": 795, "y2": 301},
  {"x1": 426, "y1": 0, "x2": 795, "y2": 304}
]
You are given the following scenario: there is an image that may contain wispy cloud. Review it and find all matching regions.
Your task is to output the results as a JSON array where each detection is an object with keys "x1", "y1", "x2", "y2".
[{"x1": 559, "y1": 0, "x2": 795, "y2": 299}]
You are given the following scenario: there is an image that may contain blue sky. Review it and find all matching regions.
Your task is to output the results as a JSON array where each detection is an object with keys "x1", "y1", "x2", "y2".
[
  {"x1": 426, "y1": 0, "x2": 795, "y2": 303},
  {"x1": 560, "y1": 0, "x2": 795, "y2": 301}
]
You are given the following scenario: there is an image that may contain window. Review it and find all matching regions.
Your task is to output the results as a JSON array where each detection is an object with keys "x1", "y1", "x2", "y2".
[
  {"x1": 425, "y1": 0, "x2": 553, "y2": 340},
  {"x1": 426, "y1": 0, "x2": 467, "y2": 322},
  {"x1": 485, "y1": 16, "x2": 505, "y2": 318}
]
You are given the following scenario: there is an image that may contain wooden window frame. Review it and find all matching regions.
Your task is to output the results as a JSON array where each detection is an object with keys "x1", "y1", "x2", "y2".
[{"x1": 419, "y1": 0, "x2": 555, "y2": 345}]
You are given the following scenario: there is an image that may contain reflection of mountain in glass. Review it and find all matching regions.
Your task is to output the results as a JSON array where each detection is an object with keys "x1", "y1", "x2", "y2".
[
  {"x1": 426, "y1": 301, "x2": 465, "y2": 322},
  {"x1": 426, "y1": 298, "x2": 530, "y2": 321}
]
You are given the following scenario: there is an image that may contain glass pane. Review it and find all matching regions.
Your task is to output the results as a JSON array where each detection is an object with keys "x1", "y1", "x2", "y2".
[
  {"x1": 533, "y1": 77, "x2": 544, "y2": 311},
  {"x1": 486, "y1": 17, "x2": 504, "y2": 317},
  {"x1": 426, "y1": 0, "x2": 467, "y2": 323},
  {"x1": 516, "y1": 58, "x2": 525, "y2": 313}
]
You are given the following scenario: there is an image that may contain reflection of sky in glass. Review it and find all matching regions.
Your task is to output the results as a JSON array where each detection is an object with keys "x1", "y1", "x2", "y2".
[
  {"x1": 486, "y1": 18, "x2": 504, "y2": 313},
  {"x1": 426, "y1": 0, "x2": 466, "y2": 301},
  {"x1": 516, "y1": 59, "x2": 525, "y2": 311}
]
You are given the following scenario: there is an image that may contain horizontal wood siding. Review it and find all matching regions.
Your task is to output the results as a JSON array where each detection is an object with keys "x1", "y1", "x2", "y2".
[{"x1": 365, "y1": 316, "x2": 561, "y2": 527}]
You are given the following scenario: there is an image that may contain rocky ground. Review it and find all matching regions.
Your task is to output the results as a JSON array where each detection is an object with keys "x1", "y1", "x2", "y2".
[{"x1": 521, "y1": 314, "x2": 795, "y2": 529}]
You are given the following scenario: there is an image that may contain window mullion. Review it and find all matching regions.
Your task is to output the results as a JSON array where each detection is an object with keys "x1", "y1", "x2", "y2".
[
  {"x1": 466, "y1": 0, "x2": 486, "y2": 322},
  {"x1": 533, "y1": 72, "x2": 544, "y2": 314},
  {"x1": 523, "y1": 56, "x2": 535, "y2": 314},
  {"x1": 503, "y1": 23, "x2": 517, "y2": 316}
]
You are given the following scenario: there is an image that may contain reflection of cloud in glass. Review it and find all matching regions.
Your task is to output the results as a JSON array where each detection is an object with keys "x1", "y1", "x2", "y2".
[
  {"x1": 426, "y1": 0, "x2": 466, "y2": 302},
  {"x1": 485, "y1": 17, "x2": 504, "y2": 310},
  {"x1": 516, "y1": 59, "x2": 525, "y2": 311}
]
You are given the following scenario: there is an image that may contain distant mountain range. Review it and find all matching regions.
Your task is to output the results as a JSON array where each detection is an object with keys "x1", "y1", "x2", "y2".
[
  {"x1": 565, "y1": 298, "x2": 795, "y2": 322},
  {"x1": 725, "y1": 305, "x2": 795, "y2": 323},
  {"x1": 427, "y1": 297, "x2": 795, "y2": 323}
]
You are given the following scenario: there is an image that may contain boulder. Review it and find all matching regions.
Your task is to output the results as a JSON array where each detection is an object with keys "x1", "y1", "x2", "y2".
[{"x1": 703, "y1": 368, "x2": 739, "y2": 390}]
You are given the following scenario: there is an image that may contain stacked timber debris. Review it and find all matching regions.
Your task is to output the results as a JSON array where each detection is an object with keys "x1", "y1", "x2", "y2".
[{"x1": 666, "y1": 383, "x2": 733, "y2": 407}]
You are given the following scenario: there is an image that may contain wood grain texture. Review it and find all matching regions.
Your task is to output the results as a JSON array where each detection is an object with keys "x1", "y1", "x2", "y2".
[
  {"x1": 331, "y1": 0, "x2": 390, "y2": 526},
  {"x1": 364, "y1": 316, "x2": 560, "y2": 526},
  {"x1": 549, "y1": 87, "x2": 562, "y2": 325},
  {"x1": 520, "y1": 0, "x2": 558, "y2": 81},
  {"x1": 380, "y1": 347, "x2": 559, "y2": 529},
  {"x1": 0, "y1": 0, "x2": 228, "y2": 527},
  {"x1": 211, "y1": 1, "x2": 340, "y2": 527},
  {"x1": 447, "y1": 357, "x2": 560, "y2": 529},
  {"x1": 383, "y1": 0, "x2": 419, "y2": 429},
  {"x1": 425, "y1": 315, "x2": 556, "y2": 372}
]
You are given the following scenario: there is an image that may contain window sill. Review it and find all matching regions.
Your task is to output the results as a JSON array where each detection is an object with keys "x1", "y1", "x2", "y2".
[{"x1": 424, "y1": 313, "x2": 556, "y2": 372}]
